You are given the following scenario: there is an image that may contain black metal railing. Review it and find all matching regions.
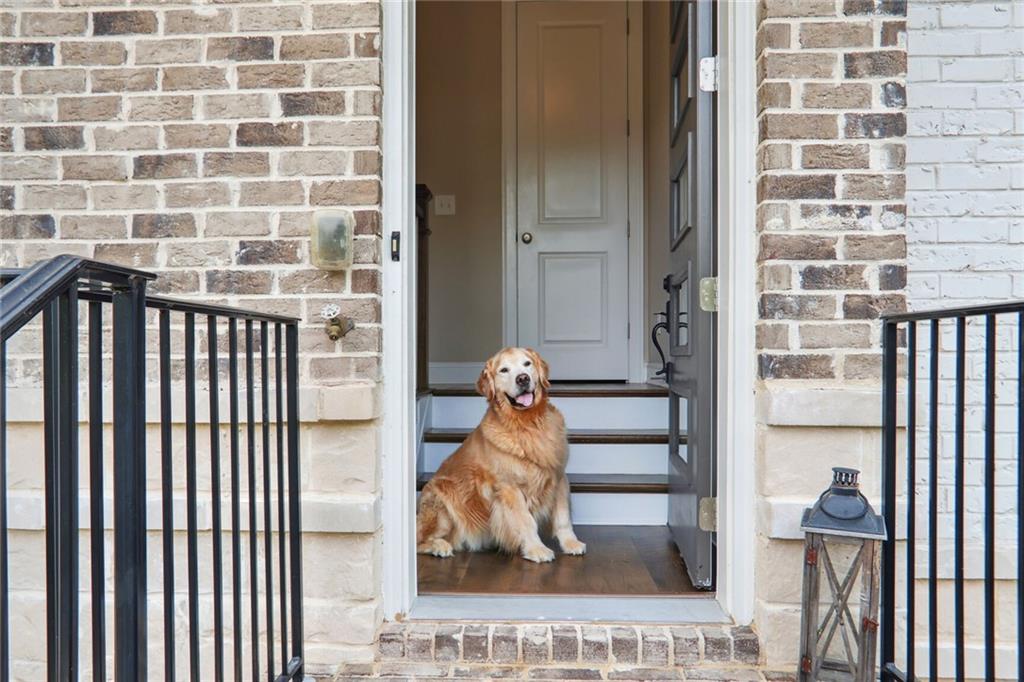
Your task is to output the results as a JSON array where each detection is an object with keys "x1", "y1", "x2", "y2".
[
  {"x1": 880, "y1": 300, "x2": 1024, "y2": 682},
  {"x1": 0, "y1": 255, "x2": 304, "y2": 681}
]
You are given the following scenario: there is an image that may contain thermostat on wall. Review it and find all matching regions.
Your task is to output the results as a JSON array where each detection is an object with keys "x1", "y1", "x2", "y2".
[{"x1": 311, "y1": 210, "x2": 354, "y2": 270}]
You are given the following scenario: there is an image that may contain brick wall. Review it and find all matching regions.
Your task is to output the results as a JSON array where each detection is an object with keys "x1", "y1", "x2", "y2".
[
  {"x1": 753, "y1": 0, "x2": 908, "y2": 668},
  {"x1": 0, "y1": 1, "x2": 383, "y2": 676},
  {"x1": 903, "y1": 2, "x2": 1023, "y2": 677},
  {"x1": 906, "y1": 0, "x2": 1023, "y2": 307},
  {"x1": 755, "y1": 0, "x2": 908, "y2": 382}
]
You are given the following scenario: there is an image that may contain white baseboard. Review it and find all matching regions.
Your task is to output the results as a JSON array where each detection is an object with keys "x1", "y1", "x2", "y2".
[{"x1": 428, "y1": 362, "x2": 484, "y2": 384}]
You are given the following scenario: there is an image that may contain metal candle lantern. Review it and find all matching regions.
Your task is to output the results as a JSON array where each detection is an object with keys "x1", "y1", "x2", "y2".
[{"x1": 798, "y1": 467, "x2": 887, "y2": 682}]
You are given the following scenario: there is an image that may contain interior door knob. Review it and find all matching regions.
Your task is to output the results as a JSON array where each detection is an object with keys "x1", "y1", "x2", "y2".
[{"x1": 521, "y1": 232, "x2": 533, "y2": 244}]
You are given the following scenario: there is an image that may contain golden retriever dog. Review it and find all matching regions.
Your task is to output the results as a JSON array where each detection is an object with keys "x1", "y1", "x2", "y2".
[{"x1": 416, "y1": 347, "x2": 586, "y2": 563}]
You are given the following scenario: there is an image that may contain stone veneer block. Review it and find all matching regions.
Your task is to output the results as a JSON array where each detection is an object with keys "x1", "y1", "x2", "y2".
[
  {"x1": 610, "y1": 627, "x2": 638, "y2": 664},
  {"x1": 641, "y1": 628, "x2": 670, "y2": 666},
  {"x1": 462, "y1": 625, "x2": 490, "y2": 662},
  {"x1": 491, "y1": 626, "x2": 519, "y2": 663},
  {"x1": 581, "y1": 626, "x2": 609, "y2": 663},
  {"x1": 519, "y1": 626, "x2": 547, "y2": 664},
  {"x1": 551, "y1": 625, "x2": 580, "y2": 663},
  {"x1": 434, "y1": 624, "x2": 462, "y2": 662},
  {"x1": 671, "y1": 627, "x2": 702, "y2": 665}
]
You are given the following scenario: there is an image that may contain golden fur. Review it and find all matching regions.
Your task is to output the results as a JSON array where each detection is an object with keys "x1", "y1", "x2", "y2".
[{"x1": 416, "y1": 347, "x2": 586, "y2": 562}]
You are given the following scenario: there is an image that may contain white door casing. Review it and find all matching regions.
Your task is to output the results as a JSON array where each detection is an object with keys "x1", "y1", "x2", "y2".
[
  {"x1": 382, "y1": 0, "x2": 757, "y2": 623},
  {"x1": 515, "y1": 1, "x2": 630, "y2": 380}
]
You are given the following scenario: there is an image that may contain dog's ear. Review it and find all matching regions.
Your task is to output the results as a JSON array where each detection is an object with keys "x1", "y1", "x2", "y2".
[
  {"x1": 526, "y1": 348, "x2": 550, "y2": 389},
  {"x1": 476, "y1": 363, "x2": 496, "y2": 402}
]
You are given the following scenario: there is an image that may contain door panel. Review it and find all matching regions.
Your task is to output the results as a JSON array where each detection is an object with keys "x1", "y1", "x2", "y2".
[
  {"x1": 517, "y1": 1, "x2": 629, "y2": 380},
  {"x1": 666, "y1": 0, "x2": 716, "y2": 590}
]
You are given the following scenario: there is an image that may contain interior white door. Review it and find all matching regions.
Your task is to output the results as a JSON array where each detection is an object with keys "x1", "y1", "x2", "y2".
[{"x1": 516, "y1": 1, "x2": 630, "y2": 380}]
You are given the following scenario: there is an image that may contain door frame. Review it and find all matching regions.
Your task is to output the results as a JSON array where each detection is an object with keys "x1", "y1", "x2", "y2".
[
  {"x1": 381, "y1": 0, "x2": 756, "y2": 624},
  {"x1": 501, "y1": 1, "x2": 646, "y2": 383}
]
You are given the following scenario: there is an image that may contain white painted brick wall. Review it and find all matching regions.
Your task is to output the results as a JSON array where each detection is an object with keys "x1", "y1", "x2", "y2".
[
  {"x1": 905, "y1": 4, "x2": 1023, "y2": 677},
  {"x1": 907, "y1": 0, "x2": 1024, "y2": 307}
]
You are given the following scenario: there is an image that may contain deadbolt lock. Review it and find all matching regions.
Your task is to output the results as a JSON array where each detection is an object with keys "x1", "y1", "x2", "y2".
[{"x1": 521, "y1": 232, "x2": 533, "y2": 244}]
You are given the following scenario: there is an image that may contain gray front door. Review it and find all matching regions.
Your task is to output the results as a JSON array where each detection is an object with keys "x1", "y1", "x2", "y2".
[{"x1": 665, "y1": 0, "x2": 716, "y2": 590}]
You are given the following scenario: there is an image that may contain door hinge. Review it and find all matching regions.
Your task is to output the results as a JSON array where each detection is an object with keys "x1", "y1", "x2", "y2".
[
  {"x1": 698, "y1": 497, "x2": 717, "y2": 532},
  {"x1": 698, "y1": 277, "x2": 718, "y2": 312},
  {"x1": 626, "y1": 220, "x2": 631, "y2": 238},
  {"x1": 626, "y1": 119, "x2": 630, "y2": 137},
  {"x1": 699, "y1": 55, "x2": 719, "y2": 92},
  {"x1": 627, "y1": 322, "x2": 631, "y2": 339},
  {"x1": 626, "y1": 17, "x2": 630, "y2": 35}
]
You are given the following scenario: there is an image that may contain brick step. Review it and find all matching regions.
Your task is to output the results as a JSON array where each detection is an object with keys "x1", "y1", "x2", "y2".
[{"x1": 335, "y1": 622, "x2": 783, "y2": 682}]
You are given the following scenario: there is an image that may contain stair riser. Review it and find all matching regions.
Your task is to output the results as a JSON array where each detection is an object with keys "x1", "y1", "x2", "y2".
[
  {"x1": 431, "y1": 395, "x2": 673, "y2": 431},
  {"x1": 414, "y1": 491, "x2": 668, "y2": 526},
  {"x1": 421, "y1": 442, "x2": 667, "y2": 475},
  {"x1": 571, "y1": 492, "x2": 666, "y2": 525}
]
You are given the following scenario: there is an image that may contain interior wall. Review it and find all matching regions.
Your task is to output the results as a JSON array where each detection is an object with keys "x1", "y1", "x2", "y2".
[
  {"x1": 417, "y1": 1, "x2": 670, "y2": 374},
  {"x1": 417, "y1": 1, "x2": 503, "y2": 365}
]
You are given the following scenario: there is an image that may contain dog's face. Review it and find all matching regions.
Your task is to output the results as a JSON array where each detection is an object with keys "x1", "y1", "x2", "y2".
[{"x1": 476, "y1": 347, "x2": 550, "y2": 411}]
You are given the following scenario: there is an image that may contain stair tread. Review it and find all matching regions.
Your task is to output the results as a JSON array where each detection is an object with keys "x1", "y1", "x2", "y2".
[
  {"x1": 417, "y1": 472, "x2": 669, "y2": 494},
  {"x1": 424, "y1": 428, "x2": 678, "y2": 444},
  {"x1": 430, "y1": 382, "x2": 669, "y2": 398}
]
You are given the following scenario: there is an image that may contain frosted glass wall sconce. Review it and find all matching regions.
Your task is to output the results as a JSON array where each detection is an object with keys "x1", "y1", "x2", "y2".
[{"x1": 311, "y1": 210, "x2": 354, "y2": 270}]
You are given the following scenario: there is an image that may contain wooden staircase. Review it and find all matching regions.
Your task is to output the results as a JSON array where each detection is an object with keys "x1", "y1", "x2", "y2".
[{"x1": 417, "y1": 383, "x2": 677, "y2": 525}]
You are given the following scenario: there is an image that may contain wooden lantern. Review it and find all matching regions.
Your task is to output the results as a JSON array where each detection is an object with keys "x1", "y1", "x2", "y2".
[{"x1": 798, "y1": 467, "x2": 887, "y2": 682}]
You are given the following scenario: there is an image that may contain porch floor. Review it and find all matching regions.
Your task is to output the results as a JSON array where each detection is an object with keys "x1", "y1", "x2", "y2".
[{"x1": 418, "y1": 525, "x2": 701, "y2": 596}]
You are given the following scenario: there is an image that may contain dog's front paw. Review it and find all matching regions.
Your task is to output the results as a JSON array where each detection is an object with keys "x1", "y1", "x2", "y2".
[
  {"x1": 522, "y1": 543, "x2": 555, "y2": 563},
  {"x1": 419, "y1": 538, "x2": 453, "y2": 558},
  {"x1": 560, "y1": 537, "x2": 587, "y2": 555}
]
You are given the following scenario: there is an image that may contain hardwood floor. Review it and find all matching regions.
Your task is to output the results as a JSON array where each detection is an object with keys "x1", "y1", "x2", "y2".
[{"x1": 417, "y1": 525, "x2": 700, "y2": 596}]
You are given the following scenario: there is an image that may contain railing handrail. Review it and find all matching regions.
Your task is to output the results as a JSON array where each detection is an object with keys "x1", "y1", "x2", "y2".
[
  {"x1": 880, "y1": 299, "x2": 1024, "y2": 323},
  {"x1": 0, "y1": 256, "x2": 154, "y2": 343},
  {"x1": 1, "y1": 257, "x2": 300, "y2": 343}
]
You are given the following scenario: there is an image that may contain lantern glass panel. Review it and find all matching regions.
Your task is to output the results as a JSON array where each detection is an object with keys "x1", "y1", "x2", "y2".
[{"x1": 814, "y1": 537, "x2": 868, "y2": 679}]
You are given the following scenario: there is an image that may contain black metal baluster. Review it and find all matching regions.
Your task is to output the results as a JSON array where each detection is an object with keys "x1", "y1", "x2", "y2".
[
  {"x1": 1018, "y1": 311, "x2": 1023, "y2": 682},
  {"x1": 88, "y1": 302, "x2": 106, "y2": 682},
  {"x1": 246, "y1": 320, "x2": 260, "y2": 681},
  {"x1": 159, "y1": 310, "x2": 175, "y2": 682},
  {"x1": 43, "y1": 287, "x2": 79, "y2": 682},
  {"x1": 112, "y1": 280, "x2": 147, "y2": 681},
  {"x1": 1017, "y1": 310, "x2": 1023, "y2": 682},
  {"x1": 929, "y1": 319, "x2": 939, "y2": 682},
  {"x1": 906, "y1": 321, "x2": 916, "y2": 682},
  {"x1": 983, "y1": 315, "x2": 996, "y2": 682},
  {"x1": 880, "y1": 320, "x2": 898, "y2": 678},
  {"x1": 229, "y1": 319, "x2": 243, "y2": 682},
  {"x1": 954, "y1": 316, "x2": 966, "y2": 682},
  {"x1": 0, "y1": 340, "x2": 8, "y2": 682},
  {"x1": 275, "y1": 324, "x2": 288, "y2": 669},
  {"x1": 209, "y1": 316, "x2": 226, "y2": 682},
  {"x1": 260, "y1": 321, "x2": 275, "y2": 678},
  {"x1": 286, "y1": 323, "x2": 304, "y2": 678},
  {"x1": 228, "y1": 315, "x2": 241, "y2": 675},
  {"x1": 185, "y1": 314, "x2": 201, "y2": 681}
]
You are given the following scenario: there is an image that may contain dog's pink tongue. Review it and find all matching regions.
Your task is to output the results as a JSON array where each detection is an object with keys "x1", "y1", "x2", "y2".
[{"x1": 515, "y1": 392, "x2": 534, "y2": 407}]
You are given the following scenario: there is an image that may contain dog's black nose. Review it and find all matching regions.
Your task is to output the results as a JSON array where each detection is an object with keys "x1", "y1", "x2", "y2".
[{"x1": 516, "y1": 373, "x2": 530, "y2": 388}]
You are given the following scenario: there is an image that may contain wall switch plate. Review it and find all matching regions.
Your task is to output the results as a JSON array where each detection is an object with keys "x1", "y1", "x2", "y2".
[{"x1": 434, "y1": 195, "x2": 456, "y2": 215}]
